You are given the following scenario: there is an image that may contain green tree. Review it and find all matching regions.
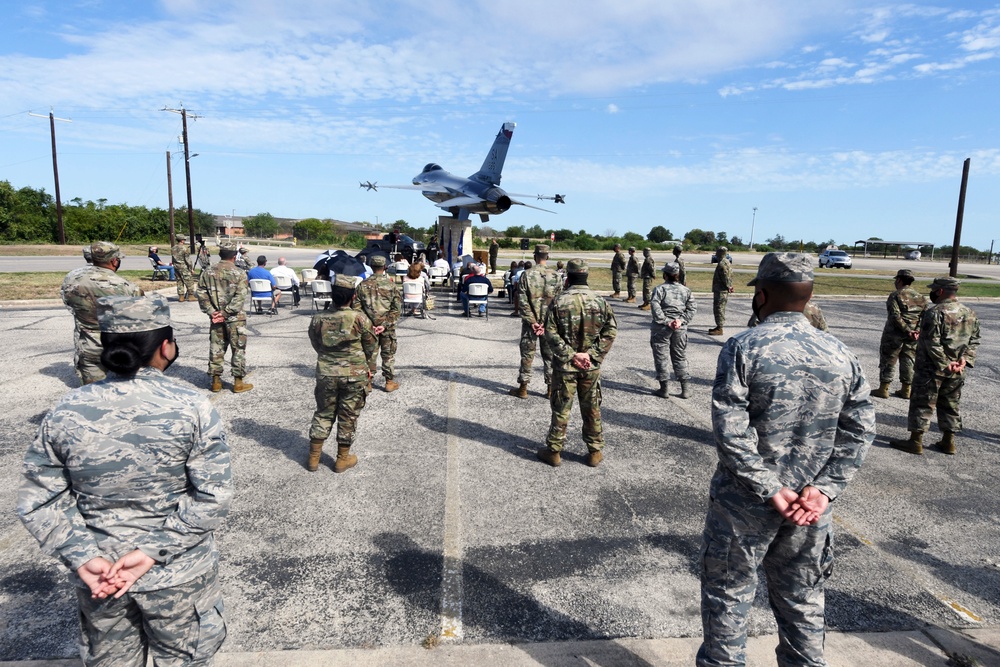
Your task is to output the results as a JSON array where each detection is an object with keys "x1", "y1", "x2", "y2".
[
  {"x1": 525, "y1": 224, "x2": 546, "y2": 238},
  {"x1": 685, "y1": 228, "x2": 716, "y2": 247},
  {"x1": 244, "y1": 212, "x2": 278, "y2": 238},
  {"x1": 294, "y1": 217, "x2": 332, "y2": 242},
  {"x1": 504, "y1": 224, "x2": 525, "y2": 238},
  {"x1": 647, "y1": 225, "x2": 672, "y2": 243}
]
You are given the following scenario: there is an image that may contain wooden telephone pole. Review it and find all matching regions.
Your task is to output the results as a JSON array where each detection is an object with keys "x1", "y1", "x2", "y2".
[
  {"x1": 163, "y1": 105, "x2": 201, "y2": 254},
  {"x1": 29, "y1": 110, "x2": 71, "y2": 244}
]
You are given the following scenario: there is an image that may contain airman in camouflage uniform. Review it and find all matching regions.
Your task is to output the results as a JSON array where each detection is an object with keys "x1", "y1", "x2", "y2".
[
  {"x1": 747, "y1": 300, "x2": 828, "y2": 332},
  {"x1": 357, "y1": 255, "x2": 402, "y2": 392},
  {"x1": 234, "y1": 247, "x2": 251, "y2": 272},
  {"x1": 698, "y1": 253, "x2": 876, "y2": 667},
  {"x1": 538, "y1": 259, "x2": 617, "y2": 467},
  {"x1": 873, "y1": 269, "x2": 928, "y2": 399},
  {"x1": 60, "y1": 241, "x2": 143, "y2": 385},
  {"x1": 610, "y1": 243, "x2": 626, "y2": 297},
  {"x1": 672, "y1": 245, "x2": 686, "y2": 285},
  {"x1": 18, "y1": 294, "x2": 232, "y2": 667},
  {"x1": 171, "y1": 235, "x2": 197, "y2": 302},
  {"x1": 624, "y1": 246, "x2": 639, "y2": 303},
  {"x1": 891, "y1": 276, "x2": 980, "y2": 456},
  {"x1": 510, "y1": 244, "x2": 563, "y2": 399},
  {"x1": 307, "y1": 274, "x2": 378, "y2": 473},
  {"x1": 708, "y1": 246, "x2": 733, "y2": 335},
  {"x1": 196, "y1": 242, "x2": 253, "y2": 393},
  {"x1": 638, "y1": 247, "x2": 655, "y2": 310},
  {"x1": 650, "y1": 262, "x2": 696, "y2": 399}
]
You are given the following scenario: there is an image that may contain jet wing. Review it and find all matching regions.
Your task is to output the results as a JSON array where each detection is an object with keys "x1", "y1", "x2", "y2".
[
  {"x1": 376, "y1": 183, "x2": 451, "y2": 193},
  {"x1": 510, "y1": 198, "x2": 556, "y2": 214},
  {"x1": 434, "y1": 196, "x2": 484, "y2": 209}
]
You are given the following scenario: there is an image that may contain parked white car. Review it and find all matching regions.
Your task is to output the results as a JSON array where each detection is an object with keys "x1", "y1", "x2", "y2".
[{"x1": 818, "y1": 249, "x2": 853, "y2": 268}]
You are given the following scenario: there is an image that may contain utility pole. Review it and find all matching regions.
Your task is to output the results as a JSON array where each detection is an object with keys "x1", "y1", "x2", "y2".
[
  {"x1": 950, "y1": 158, "x2": 971, "y2": 278},
  {"x1": 29, "y1": 110, "x2": 71, "y2": 244},
  {"x1": 166, "y1": 151, "x2": 175, "y2": 246},
  {"x1": 749, "y1": 206, "x2": 758, "y2": 250},
  {"x1": 163, "y1": 105, "x2": 201, "y2": 254}
]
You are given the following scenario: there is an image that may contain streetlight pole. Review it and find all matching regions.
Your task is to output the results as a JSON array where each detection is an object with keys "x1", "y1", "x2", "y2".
[{"x1": 749, "y1": 206, "x2": 758, "y2": 250}]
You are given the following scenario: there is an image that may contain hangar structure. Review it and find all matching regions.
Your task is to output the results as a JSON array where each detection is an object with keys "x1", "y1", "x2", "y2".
[{"x1": 853, "y1": 239, "x2": 936, "y2": 260}]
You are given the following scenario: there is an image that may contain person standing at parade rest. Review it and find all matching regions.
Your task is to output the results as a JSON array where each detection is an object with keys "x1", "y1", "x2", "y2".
[
  {"x1": 708, "y1": 246, "x2": 733, "y2": 336},
  {"x1": 649, "y1": 262, "x2": 696, "y2": 399},
  {"x1": 196, "y1": 242, "x2": 253, "y2": 393},
  {"x1": 872, "y1": 268, "x2": 929, "y2": 400},
  {"x1": 489, "y1": 237, "x2": 500, "y2": 274},
  {"x1": 61, "y1": 241, "x2": 144, "y2": 386},
  {"x1": 890, "y1": 276, "x2": 980, "y2": 456},
  {"x1": 18, "y1": 294, "x2": 232, "y2": 667},
  {"x1": 357, "y1": 255, "x2": 402, "y2": 392},
  {"x1": 624, "y1": 246, "x2": 639, "y2": 303},
  {"x1": 672, "y1": 245, "x2": 686, "y2": 285},
  {"x1": 171, "y1": 235, "x2": 197, "y2": 302},
  {"x1": 510, "y1": 244, "x2": 562, "y2": 399},
  {"x1": 307, "y1": 275, "x2": 378, "y2": 473},
  {"x1": 697, "y1": 252, "x2": 875, "y2": 667},
  {"x1": 537, "y1": 259, "x2": 617, "y2": 468},
  {"x1": 638, "y1": 247, "x2": 655, "y2": 310},
  {"x1": 610, "y1": 243, "x2": 626, "y2": 298}
]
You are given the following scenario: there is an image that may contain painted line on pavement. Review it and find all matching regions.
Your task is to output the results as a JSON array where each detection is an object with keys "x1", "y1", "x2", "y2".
[{"x1": 440, "y1": 370, "x2": 464, "y2": 642}]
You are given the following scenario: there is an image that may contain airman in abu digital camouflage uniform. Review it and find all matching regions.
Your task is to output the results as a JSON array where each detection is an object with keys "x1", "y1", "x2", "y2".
[
  {"x1": 197, "y1": 242, "x2": 253, "y2": 393},
  {"x1": 638, "y1": 247, "x2": 655, "y2": 310},
  {"x1": 698, "y1": 252, "x2": 875, "y2": 667},
  {"x1": 510, "y1": 244, "x2": 562, "y2": 399},
  {"x1": 624, "y1": 246, "x2": 639, "y2": 303},
  {"x1": 873, "y1": 268, "x2": 928, "y2": 399},
  {"x1": 18, "y1": 294, "x2": 232, "y2": 667},
  {"x1": 747, "y1": 300, "x2": 828, "y2": 332},
  {"x1": 610, "y1": 243, "x2": 626, "y2": 298},
  {"x1": 307, "y1": 274, "x2": 377, "y2": 473},
  {"x1": 891, "y1": 276, "x2": 980, "y2": 456},
  {"x1": 171, "y1": 235, "x2": 198, "y2": 302},
  {"x1": 357, "y1": 255, "x2": 402, "y2": 392},
  {"x1": 538, "y1": 259, "x2": 617, "y2": 468},
  {"x1": 649, "y1": 262, "x2": 696, "y2": 399},
  {"x1": 61, "y1": 241, "x2": 143, "y2": 385},
  {"x1": 708, "y1": 246, "x2": 733, "y2": 335}
]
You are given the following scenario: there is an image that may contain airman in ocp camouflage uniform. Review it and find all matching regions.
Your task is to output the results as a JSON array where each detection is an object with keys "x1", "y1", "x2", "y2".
[
  {"x1": 624, "y1": 246, "x2": 639, "y2": 303},
  {"x1": 610, "y1": 243, "x2": 626, "y2": 298},
  {"x1": 638, "y1": 247, "x2": 655, "y2": 310},
  {"x1": 197, "y1": 242, "x2": 253, "y2": 393},
  {"x1": 672, "y1": 245, "x2": 686, "y2": 285},
  {"x1": 357, "y1": 255, "x2": 402, "y2": 392},
  {"x1": 60, "y1": 241, "x2": 143, "y2": 385},
  {"x1": 510, "y1": 244, "x2": 562, "y2": 399},
  {"x1": 171, "y1": 235, "x2": 198, "y2": 302},
  {"x1": 698, "y1": 253, "x2": 876, "y2": 667},
  {"x1": 891, "y1": 276, "x2": 980, "y2": 456},
  {"x1": 18, "y1": 293, "x2": 232, "y2": 667},
  {"x1": 873, "y1": 268, "x2": 928, "y2": 399},
  {"x1": 708, "y1": 246, "x2": 733, "y2": 335},
  {"x1": 538, "y1": 259, "x2": 617, "y2": 468},
  {"x1": 307, "y1": 274, "x2": 378, "y2": 473},
  {"x1": 649, "y1": 262, "x2": 696, "y2": 399}
]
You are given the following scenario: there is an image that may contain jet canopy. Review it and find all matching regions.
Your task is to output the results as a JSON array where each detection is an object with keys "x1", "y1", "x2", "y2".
[{"x1": 422, "y1": 163, "x2": 443, "y2": 173}]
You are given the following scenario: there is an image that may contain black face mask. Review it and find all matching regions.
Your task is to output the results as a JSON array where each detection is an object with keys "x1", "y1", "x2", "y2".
[
  {"x1": 751, "y1": 290, "x2": 765, "y2": 318},
  {"x1": 164, "y1": 340, "x2": 179, "y2": 372}
]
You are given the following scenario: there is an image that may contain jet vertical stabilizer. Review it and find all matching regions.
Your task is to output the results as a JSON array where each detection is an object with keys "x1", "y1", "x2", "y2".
[{"x1": 471, "y1": 122, "x2": 515, "y2": 186}]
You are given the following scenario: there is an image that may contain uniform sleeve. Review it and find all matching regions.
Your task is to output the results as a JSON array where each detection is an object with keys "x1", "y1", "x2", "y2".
[
  {"x1": 922, "y1": 309, "x2": 950, "y2": 373},
  {"x1": 17, "y1": 420, "x2": 105, "y2": 572},
  {"x1": 886, "y1": 294, "x2": 908, "y2": 333},
  {"x1": 135, "y1": 402, "x2": 232, "y2": 564},
  {"x1": 723, "y1": 261, "x2": 733, "y2": 289},
  {"x1": 517, "y1": 273, "x2": 536, "y2": 325},
  {"x1": 387, "y1": 283, "x2": 402, "y2": 324},
  {"x1": 544, "y1": 304, "x2": 572, "y2": 366},
  {"x1": 964, "y1": 312, "x2": 980, "y2": 367},
  {"x1": 196, "y1": 270, "x2": 214, "y2": 314},
  {"x1": 359, "y1": 315, "x2": 378, "y2": 372},
  {"x1": 683, "y1": 292, "x2": 697, "y2": 324},
  {"x1": 650, "y1": 287, "x2": 666, "y2": 325},
  {"x1": 224, "y1": 276, "x2": 249, "y2": 318},
  {"x1": 711, "y1": 340, "x2": 783, "y2": 503},
  {"x1": 587, "y1": 301, "x2": 617, "y2": 365}
]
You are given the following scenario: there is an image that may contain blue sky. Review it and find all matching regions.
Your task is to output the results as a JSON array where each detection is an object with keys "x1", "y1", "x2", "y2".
[{"x1": 2, "y1": 1, "x2": 999, "y2": 250}]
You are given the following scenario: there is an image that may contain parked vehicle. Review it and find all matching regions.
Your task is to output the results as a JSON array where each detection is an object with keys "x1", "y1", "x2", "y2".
[
  {"x1": 818, "y1": 249, "x2": 853, "y2": 268},
  {"x1": 364, "y1": 233, "x2": 425, "y2": 263}
]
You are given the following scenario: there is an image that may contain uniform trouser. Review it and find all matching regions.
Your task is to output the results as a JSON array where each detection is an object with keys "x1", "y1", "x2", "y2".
[
  {"x1": 517, "y1": 321, "x2": 552, "y2": 385},
  {"x1": 642, "y1": 277, "x2": 653, "y2": 304},
  {"x1": 75, "y1": 329, "x2": 106, "y2": 385},
  {"x1": 76, "y1": 568, "x2": 226, "y2": 667},
  {"x1": 698, "y1": 495, "x2": 833, "y2": 667},
  {"x1": 207, "y1": 319, "x2": 247, "y2": 377},
  {"x1": 650, "y1": 324, "x2": 690, "y2": 381},
  {"x1": 907, "y1": 369, "x2": 964, "y2": 433},
  {"x1": 878, "y1": 331, "x2": 917, "y2": 384},
  {"x1": 626, "y1": 274, "x2": 637, "y2": 299},
  {"x1": 176, "y1": 270, "x2": 197, "y2": 300},
  {"x1": 374, "y1": 328, "x2": 397, "y2": 380},
  {"x1": 545, "y1": 368, "x2": 604, "y2": 452},
  {"x1": 713, "y1": 291, "x2": 728, "y2": 328},
  {"x1": 309, "y1": 375, "x2": 371, "y2": 444},
  {"x1": 612, "y1": 270, "x2": 622, "y2": 294},
  {"x1": 490, "y1": 253, "x2": 498, "y2": 273}
]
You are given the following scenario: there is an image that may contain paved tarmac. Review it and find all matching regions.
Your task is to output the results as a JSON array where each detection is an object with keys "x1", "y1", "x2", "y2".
[{"x1": 1, "y1": 283, "x2": 998, "y2": 666}]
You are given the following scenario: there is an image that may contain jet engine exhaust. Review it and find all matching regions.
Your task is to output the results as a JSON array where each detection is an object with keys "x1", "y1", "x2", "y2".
[{"x1": 483, "y1": 188, "x2": 512, "y2": 214}]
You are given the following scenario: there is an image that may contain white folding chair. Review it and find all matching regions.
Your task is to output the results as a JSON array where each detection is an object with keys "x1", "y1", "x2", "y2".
[
  {"x1": 401, "y1": 281, "x2": 425, "y2": 318},
  {"x1": 466, "y1": 282, "x2": 490, "y2": 320},
  {"x1": 310, "y1": 279, "x2": 332, "y2": 311},
  {"x1": 300, "y1": 268, "x2": 318, "y2": 285},
  {"x1": 149, "y1": 257, "x2": 171, "y2": 281},
  {"x1": 248, "y1": 279, "x2": 275, "y2": 315},
  {"x1": 273, "y1": 274, "x2": 295, "y2": 309},
  {"x1": 428, "y1": 266, "x2": 449, "y2": 287}
]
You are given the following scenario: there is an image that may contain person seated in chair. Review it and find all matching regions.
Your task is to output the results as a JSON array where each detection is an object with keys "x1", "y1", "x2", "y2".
[
  {"x1": 248, "y1": 255, "x2": 278, "y2": 313},
  {"x1": 269, "y1": 257, "x2": 300, "y2": 307},
  {"x1": 401, "y1": 263, "x2": 427, "y2": 316},
  {"x1": 461, "y1": 264, "x2": 494, "y2": 317},
  {"x1": 147, "y1": 246, "x2": 175, "y2": 280}
]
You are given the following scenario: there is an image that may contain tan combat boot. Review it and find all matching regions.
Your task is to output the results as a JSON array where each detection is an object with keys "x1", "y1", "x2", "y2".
[
  {"x1": 653, "y1": 381, "x2": 669, "y2": 398},
  {"x1": 893, "y1": 383, "x2": 911, "y2": 399},
  {"x1": 586, "y1": 450, "x2": 604, "y2": 467},
  {"x1": 509, "y1": 382, "x2": 528, "y2": 399},
  {"x1": 934, "y1": 431, "x2": 956, "y2": 455},
  {"x1": 680, "y1": 380, "x2": 692, "y2": 399},
  {"x1": 890, "y1": 431, "x2": 923, "y2": 455},
  {"x1": 385, "y1": 379, "x2": 400, "y2": 392},
  {"x1": 210, "y1": 376, "x2": 223, "y2": 393},
  {"x1": 611, "y1": 291, "x2": 621, "y2": 298},
  {"x1": 536, "y1": 447, "x2": 561, "y2": 467},
  {"x1": 625, "y1": 296, "x2": 636, "y2": 303},
  {"x1": 638, "y1": 303, "x2": 651, "y2": 311},
  {"x1": 232, "y1": 377, "x2": 254, "y2": 393},
  {"x1": 333, "y1": 445, "x2": 358, "y2": 473},
  {"x1": 545, "y1": 384, "x2": 552, "y2": 399},
  {"x1": 306, "y1": 439, "x2": 324, "y2": 472},
  {"x1": 872, "y1": 382, "x2": 891, "y2": 399},
  {"x1": 708, "y1": 327, "x2": 724, "y2": 336}
]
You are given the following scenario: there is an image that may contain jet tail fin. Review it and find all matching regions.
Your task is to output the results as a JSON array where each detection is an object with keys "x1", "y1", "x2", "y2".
[{"x1": 470, "y1": 122, "x2": 515, "y2": 186}]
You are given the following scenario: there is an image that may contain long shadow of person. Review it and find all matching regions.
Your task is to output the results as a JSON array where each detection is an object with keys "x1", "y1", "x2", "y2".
[
  {"x1": 37, "y1": 361, "x2": 76, "y2": 388},
  {"x1": 409, "y1": 407, "x2": 538, "y2": 461},
  {"x1": 230, "y1": 417, "x2": 319, "y2": 469}
]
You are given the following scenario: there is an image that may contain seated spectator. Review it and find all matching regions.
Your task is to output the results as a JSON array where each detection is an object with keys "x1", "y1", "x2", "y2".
[
  {"x1": 402, "y1": 262, "x2": 427, "y2": 316},
  {"x1": 269, "y1": 256, "x2": 300, "y2": 307},
  {"x1": 461, "y1": 264, "x2": 494, "y2": 317},
  {"x1": 147, "y1": 246, "x2": 175, "y2": 280},
  {"x1": 247, "y1": 255, "x2": 278, "y2": 313},
  {"x1": 433, "y1": 255, "x2": 451, "y2": 272},
  {"x1": 394, "y1": 253, "x2": 410, "y2": 269},
  {"x1": 357, "y1": 254, "x2": 373, "y2": 279},
  {"x1": 503, "y1": 261, "x2": 518, "y2": 303},
  {"x1": 235, "y1": 247, "x2": 252, "y2": 272}
]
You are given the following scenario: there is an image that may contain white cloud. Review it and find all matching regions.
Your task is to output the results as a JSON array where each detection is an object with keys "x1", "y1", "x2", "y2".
[{"x1": 607, "y1": 104, "x2": 620, "y2": 114}]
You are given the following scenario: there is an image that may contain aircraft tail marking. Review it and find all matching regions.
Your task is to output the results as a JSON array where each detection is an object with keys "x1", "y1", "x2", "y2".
[{"x1": 471, "y1": 122, "x2": 515, "y2": 186}]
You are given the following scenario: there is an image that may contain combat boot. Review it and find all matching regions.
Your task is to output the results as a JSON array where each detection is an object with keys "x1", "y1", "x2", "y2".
[
  {"x1": 638, "y1": 303, "x2": 651, "y2": 311},
  {"x1": 611, "y1": 291, "x2": 621, "y2": 298},
  {"x1": 893, "y1": 383, "x2": 911, "y2": 399},
  {"x1": 680, "y1": 380, "x2": 692, "y2": 399},
  {"x1": 385, "y1": 379, "x2": 400, "y2": 392},
  {"x1": 934, "y1": 431, "x2": 956, "y2": 455},
  {"x1": 890, "y1": 431, "x2": 923, "y2": 455},
  {"x1": 872, "y1": 382, "x2": 891, "y2": 399},
  {"x1": 545, "y1": 383, "x2": 552, "y2": 399},
  {"x1": 333, "y1": 445, "x2": 357, "y2": 473},
  {"x1": 232, "y1": 377, "x2": 254, "y2": 393},
  {"x1": 708, "y1": 327, "x2": 724, "y2": 336},
  {"x1": 210, "y1": 375, "x2": 223, "y2": 393},
  {"x1": 653, "y1": 381, "x2": 669, "y2": 398},
  {"x1": 536, "y1": 447, "x2": 561, "y2": 467},
  {"x1": 586, "y1": 450, "x2": 603, "y2": 467},
  {"x1": 509, "y1": 382, "x2": 528, "y2": 399},
  {"x1": 625, "y1": 296, "x2": 636, "y2": 303},
  {"x1": 306, "y1": 439, "x2": 324, "y2": 472}
]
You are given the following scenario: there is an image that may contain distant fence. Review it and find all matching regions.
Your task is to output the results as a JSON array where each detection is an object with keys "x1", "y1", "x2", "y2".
[{"x1": 217, "y1": 235, "x2": 296, "y2": 247}]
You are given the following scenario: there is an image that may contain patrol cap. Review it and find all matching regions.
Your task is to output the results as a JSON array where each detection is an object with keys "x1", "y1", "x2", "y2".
[
  {"x1": 238, "y1": 247, "x2": 249, "y2": 254},
  {"x1": 672, "y1": 245, "x2": 682, "y2": 254},
  {"x1": 643, "y1": 247, "x2": 651, "y2": 255},
  {"x1": 566, "y1": 259, "x2": 589, "y2": 274},
  {"x1": 90, "y1": 241, "x2": 122, "y2": 263},
  {"x1": 662, "y1": 262, "x2": 680, "y2": 277},
  {"x1": 716, "y1": 246, "x2": 728, "y2": 253},
  {"x1": 534, "y1": 244, "x2": 549, "y2": 255},
  {"x1": 97, "y1": 294, "x2": 171, "y2": 334},
  {"x1": 628, "y1": 246, "x2": 636, "y2": 252},
  {"x1": 748, "y1": 252, "x2": 814, "y2": 286},
  {"x1": 894, "y1": 269, "x2": 913, "y2": 279},
  {"x1": 930, "y1": 276, "x2": 960, "y2": 291},
  {"x1": 333, "y1": 274, "x2": 356, "y2": 289},
  {"x1": 370, "y1": 255, "x2": 387, "y2": 268},
  {"x1": 176, "y1": 235, "x2": 187, "y2": 242},
  {"x1": 219, "y1": 242, "x2": 237, "y2": 252}
]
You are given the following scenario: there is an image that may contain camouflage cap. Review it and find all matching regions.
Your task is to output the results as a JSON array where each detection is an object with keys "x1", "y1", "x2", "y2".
[
  {"x1": 895, "y1": 269, "x2": 913, "y2": 279},
  {"x1": 90, "y1": 241, "x2": 122, "y2": 263},
  {"x1": 930, "y1": 276, "x2": 960, "y2": 291},
  {"x1": 628, "y1": 246, "x2": 636, "y2": 252},
  {"x1": 176, "y1": 235, "x2": 187, "y2": 242},
  {"x1": 370, "y1": 255, "x2": 387, "y2": 268},
  {"x1": 534, "y1": 244, "x2": 549, "y2": 255},
  {"x1": 97, "y1": 294, "x2": 171, "y2": 333},
  {"x1": 566, "y1": 259, "x2": 589, "y2": 274},
  {"x1": 662, "y1": 262, "x2": 680, "y2": 276},
  {"x1": 717, "y1": 246, "x2": 728, "y2": 253},
  {"x1": 748, "y1": 252, "x2": 814, "y2": 286},
  {"x1": 219, "y1": 242, "x2": 237, "y2": 252},
  {"x1": 238, "y1": 247, "x2": 249, "y2": 254},
  {"x1": 643, "y1": 247, "x2": 651, "y2": 255},
  {"x1": 333, "y1": 274, "x2": 356, "y2": 289},
  {"x1": 672, "y1": 245, "x2": 682, "y2": 254}
]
